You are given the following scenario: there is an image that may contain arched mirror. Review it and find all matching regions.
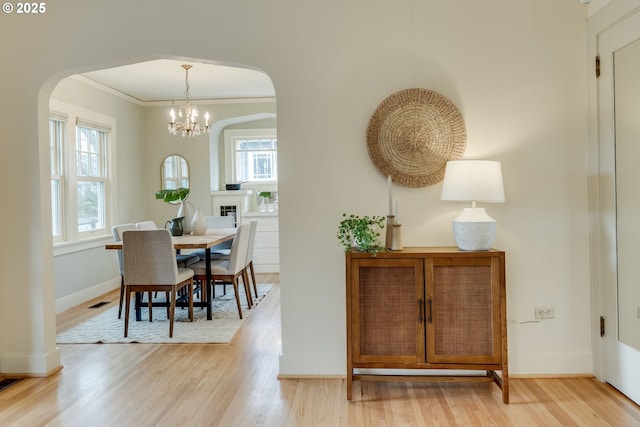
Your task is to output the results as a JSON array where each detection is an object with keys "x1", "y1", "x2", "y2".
[{"x1": 161, "y1": 155, "x2": 189, "y2": 189}]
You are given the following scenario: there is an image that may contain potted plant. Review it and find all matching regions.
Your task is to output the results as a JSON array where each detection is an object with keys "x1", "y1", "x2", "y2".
[
  {"x1": 257, "y1": 191, "x2": 276, "y2": 212},
  {"x1": 155, "y1": 187, "x2": 193, "y2": 233},
  {"x1": 337, "y1": 213, "x2": 386, "y2": 254}
]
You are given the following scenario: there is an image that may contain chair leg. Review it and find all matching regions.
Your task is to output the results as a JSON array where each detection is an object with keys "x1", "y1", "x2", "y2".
[
  {"x1": 148, "y1": 292, "x2": 153, "y2": 322},
  {"x1": 242, "y1": 269, "x2": 253, "y2": 308},
  {"x1": 168, "y1": 289, "x2": 176, "y2": 338},
  {"x1": 124, "y1": 286, "x2": 131, "y2": 337},
  {"x1": 118, "y1": 276, "x2": 125, "y2": 319},
  {"x1": 200, "y1": 278, "x2": 207, "y2": 310},
  {"x1": 232, "y1": 278, "x2": 243, "y2": 319},
  {"x1": 188, "y1": 279, "x2": 194, "y2": 321},
  {"x1": 249, "y1": 261, "x2": 258, "y2": 299},
  {"x1": 165, "y1": 291, "x2": 170, "y2": 318}
]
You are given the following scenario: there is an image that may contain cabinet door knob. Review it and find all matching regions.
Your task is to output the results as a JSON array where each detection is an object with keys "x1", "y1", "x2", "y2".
[{"x1": 427, "y1": 297, "x2": 433, "y2": 324}]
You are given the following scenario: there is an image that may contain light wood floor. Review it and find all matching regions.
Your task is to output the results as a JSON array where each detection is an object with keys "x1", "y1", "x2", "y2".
[{"x1": 1, "y1": 273, "x2": 640, "y2": 426}]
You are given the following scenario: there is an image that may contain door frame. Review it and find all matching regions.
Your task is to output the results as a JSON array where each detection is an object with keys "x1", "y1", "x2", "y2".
[{"x1": 587, "y1": 0, "x2": 640, "y2": 404}]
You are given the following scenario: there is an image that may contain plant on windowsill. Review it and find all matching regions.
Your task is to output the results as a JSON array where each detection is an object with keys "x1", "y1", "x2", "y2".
[{"x1": 337, "y1": 213, "x2": 386, "y2": 255}]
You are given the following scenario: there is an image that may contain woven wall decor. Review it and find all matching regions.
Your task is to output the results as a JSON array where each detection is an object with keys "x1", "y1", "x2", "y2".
[{"x1": 366, "y1": 88, "x2": 467, "y2": 188}]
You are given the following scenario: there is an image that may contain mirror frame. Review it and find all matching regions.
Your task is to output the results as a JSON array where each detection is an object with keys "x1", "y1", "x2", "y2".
[{"x1": 161, "y1": 154, "x2": 189, "y2": 189}]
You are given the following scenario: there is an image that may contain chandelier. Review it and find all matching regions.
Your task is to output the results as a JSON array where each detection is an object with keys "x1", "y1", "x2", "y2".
[{"x1": 168, "y1": 64, "x2": 210, "y2": 137}]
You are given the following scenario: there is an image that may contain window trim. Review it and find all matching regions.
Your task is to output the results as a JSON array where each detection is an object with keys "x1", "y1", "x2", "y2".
[
  {"x1": 49, "y1": 114, "x2": 66, "y2": 244},
  {"x1": 224, "y1": 128, "x2": 277, "y2": 185},
  {"x1": 50, "y1": 100, "x2": 117, "y2": 254}
]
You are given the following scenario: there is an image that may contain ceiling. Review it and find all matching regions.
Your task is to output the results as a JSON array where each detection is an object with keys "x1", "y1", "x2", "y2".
[{"x1": 81, "y1": 59, "x2": 275, "y2": 103}]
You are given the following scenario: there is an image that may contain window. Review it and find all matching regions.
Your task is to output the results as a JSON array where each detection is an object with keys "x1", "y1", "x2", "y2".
[
  {"x1": 49, "y1": 100, "x2": 115, "y2": 248},
  {"x1": 225, "y1": 129, "x2": 277, "y2": 183},
  {"x1": 49, "y1": 115, "x2": 65, "y2": 242},
  {"x1": 76, "y1": 124, "x2": 108, "y2": 233}
]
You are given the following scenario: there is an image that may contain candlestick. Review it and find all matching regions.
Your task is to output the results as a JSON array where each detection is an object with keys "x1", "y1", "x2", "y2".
[
  {"x1": 391, "y1": 223, "x2": 403, "y2": 251},
  {"x1": 385, "y1": 215, "x2": 395, "y2": 249},
  {"x1": 387, "y1": 175, "x2": 392, "y2": 215}
]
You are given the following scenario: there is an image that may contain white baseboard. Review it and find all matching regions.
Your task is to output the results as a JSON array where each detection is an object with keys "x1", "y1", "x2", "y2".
[{"x1": 55, "y1": 277, "x2": 120, "y2": 314}]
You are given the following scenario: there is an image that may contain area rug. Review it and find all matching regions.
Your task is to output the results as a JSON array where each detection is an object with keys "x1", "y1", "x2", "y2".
[{"x1": 56, "y1": 283, "x2": 272, "y2": 344}]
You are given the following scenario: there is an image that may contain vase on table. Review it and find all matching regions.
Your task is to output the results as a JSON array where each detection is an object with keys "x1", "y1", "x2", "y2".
[
  {"x1": 177, "y1": 201, "x2": 194, "y2": 234},
  {"x1": 191, "y1": 208, "x2": 207, "y2": 236},
  {"x1": 165, "y1": 217, "x2": 184, "y2": 236}
]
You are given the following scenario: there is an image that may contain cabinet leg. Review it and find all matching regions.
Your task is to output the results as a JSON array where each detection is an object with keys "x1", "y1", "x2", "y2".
[{"x1": 487, "y1": 370, "x2": 509, "y2": 404}]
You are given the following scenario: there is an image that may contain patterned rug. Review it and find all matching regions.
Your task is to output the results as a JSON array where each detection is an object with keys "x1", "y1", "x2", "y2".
[{"x1": 57, "y1": 283, "x2": 272, "y2": 344}]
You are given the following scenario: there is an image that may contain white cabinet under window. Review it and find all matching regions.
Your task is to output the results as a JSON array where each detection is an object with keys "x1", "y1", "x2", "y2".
[{"x1": 242, "y1": 212, "x2": 279, "y2": 273}]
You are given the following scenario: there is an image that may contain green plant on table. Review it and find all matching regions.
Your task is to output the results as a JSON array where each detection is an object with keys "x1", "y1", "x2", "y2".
[
  {"x1": 337, "y1": 213, "x2": 386, "y2": 254},
  {"x1": 155, "y1": 188, "x2": 190, "y2": 204}
]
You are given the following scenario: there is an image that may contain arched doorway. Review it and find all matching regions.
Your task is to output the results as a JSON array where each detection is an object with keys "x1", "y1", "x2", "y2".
[{"x1": 48, "y1": 57, "x2": 277, "y2": 337}]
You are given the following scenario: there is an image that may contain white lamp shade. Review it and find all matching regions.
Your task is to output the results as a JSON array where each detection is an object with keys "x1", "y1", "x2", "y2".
[{"x1": 440, "y1": 160, "x2": 505, "y2": 203}]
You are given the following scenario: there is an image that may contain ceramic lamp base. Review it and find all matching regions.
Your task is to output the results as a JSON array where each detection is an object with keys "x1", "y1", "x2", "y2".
[{"x1": 452, "y1": 208, "x2": 497, "y2": 251}]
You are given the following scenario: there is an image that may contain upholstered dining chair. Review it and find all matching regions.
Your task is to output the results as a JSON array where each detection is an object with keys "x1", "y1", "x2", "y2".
[
  {"x1": 135, "y1": 220, "x2": 199, "y2": 268},
  {"x1": 197, "y1": 220, "x2": 258, "y2": 300},
  {"x1": 134, "y1": 220, "x2": 157, "y2": 230},
  {"x1": 244, "y1": 220, "x2": 259, "y2": 300},
  {"x1": 205, "y1": 215, "x2": 235, "y2": 229},
  {"x1": 122, "y1": 229, "x2": 194, "y2": 338},
  {"x1": 112, "y1": 223, "x2": 137, "y2": 319},
  {"x1": 191, "y1": 223, "x2": 251, "y2": 319}
]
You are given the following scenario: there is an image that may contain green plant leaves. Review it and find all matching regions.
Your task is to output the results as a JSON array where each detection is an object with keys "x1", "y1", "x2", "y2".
[
  {"x1": 337, "y1": 213, "x2": 386, "y2": 254},
  {"x1": 155, "y1": 188, "x2": 190, "y2": 204}
]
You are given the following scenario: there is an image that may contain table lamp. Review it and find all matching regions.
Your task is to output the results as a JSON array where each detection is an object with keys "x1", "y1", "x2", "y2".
[{"x1": 440, "y1": 160, "x2": 505, "y2": 251}]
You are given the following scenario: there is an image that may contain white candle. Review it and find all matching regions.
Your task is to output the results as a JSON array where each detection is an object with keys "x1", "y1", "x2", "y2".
[{"x1": 387, "y1": 175, "x2": 392, "y2": 215}]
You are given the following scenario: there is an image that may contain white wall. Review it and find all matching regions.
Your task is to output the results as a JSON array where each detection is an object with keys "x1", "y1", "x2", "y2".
[
  {"x1": 50, "y1": 77, "x2": 146, "y2": 309},
  {"x1": 0, "y1": 0, "x2": 591, "y2": 377}
]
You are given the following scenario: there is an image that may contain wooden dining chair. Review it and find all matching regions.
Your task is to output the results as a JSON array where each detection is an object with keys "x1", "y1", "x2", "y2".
[
  {"x1": 122, "y1": 229, "x2": 194, "y2": 338},
  {"x1": 192, "y1": 223, "x2": 251, "y2": 319}
]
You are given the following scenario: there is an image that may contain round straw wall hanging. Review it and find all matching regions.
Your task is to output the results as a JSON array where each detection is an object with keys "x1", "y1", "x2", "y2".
[{"x1": 366, "y1": 88, "x2": 467, "y2": 188}]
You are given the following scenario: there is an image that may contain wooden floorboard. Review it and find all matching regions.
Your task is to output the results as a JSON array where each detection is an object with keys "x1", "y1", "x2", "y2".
[{"x1": 1, "y1": 272, "x2": 639, "y2": 426}]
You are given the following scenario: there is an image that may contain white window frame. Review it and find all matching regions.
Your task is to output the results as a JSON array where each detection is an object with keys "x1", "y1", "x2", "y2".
[
  {"x1": 49, "y1": 114, "x2": 66, "y2": 244},
  {"x1": 50, "y1": 100, "x2": 117, "y2": 254},
  {"x1": 224, "y1": 129, "x2": 277, "y2": 184}
]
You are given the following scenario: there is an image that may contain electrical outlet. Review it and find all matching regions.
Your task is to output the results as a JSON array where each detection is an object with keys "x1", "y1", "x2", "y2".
[{"x1": 535, "y1": 306, "x2": 555, "y2": 319}]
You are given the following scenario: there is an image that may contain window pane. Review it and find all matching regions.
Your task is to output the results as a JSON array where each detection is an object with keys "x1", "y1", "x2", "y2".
[
  {"x1": 77, "y1": 180, "x2": 104, "y2": 232},
  {"x1": 77, "y1": 126, "x2": 106, "y2": 178},
  {"x1": 49, "y1": 118, "x2": 64, "y2": 238},
  {"x1": 51, "y1": 179, "x2": 61, "y2": 236},
  {"x1": 233, "y1": 136, "x2": 278, "y2": 182}
]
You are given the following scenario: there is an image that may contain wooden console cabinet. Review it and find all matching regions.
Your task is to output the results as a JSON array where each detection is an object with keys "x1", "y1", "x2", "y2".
[{"x1": 346, "y1": 247, "x2": 508, "y2": 403}]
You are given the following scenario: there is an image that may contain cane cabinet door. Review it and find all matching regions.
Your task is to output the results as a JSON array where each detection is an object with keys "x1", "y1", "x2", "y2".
[
  {"x1": 425, "y1": 256, "x2": 502, "y2": 364},
  {"x1": 350, "y1": 258, "x2": 424, "y2": 364}
]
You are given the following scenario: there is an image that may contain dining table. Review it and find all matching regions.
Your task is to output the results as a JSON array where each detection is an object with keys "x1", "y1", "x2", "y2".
[{"x1": 106, "y1": 228, "x2": 236, "y2": 320}]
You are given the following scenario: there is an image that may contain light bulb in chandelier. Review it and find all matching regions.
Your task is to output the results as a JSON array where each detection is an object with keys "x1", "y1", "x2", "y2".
[{"x1": 167, "y1": 64, "x2": 211, "y2": 138}]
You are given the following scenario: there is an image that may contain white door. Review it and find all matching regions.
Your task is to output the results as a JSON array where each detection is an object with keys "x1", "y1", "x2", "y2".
[{"x1": 596, "y1": 7, "x2": 640, "y2": 405}]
